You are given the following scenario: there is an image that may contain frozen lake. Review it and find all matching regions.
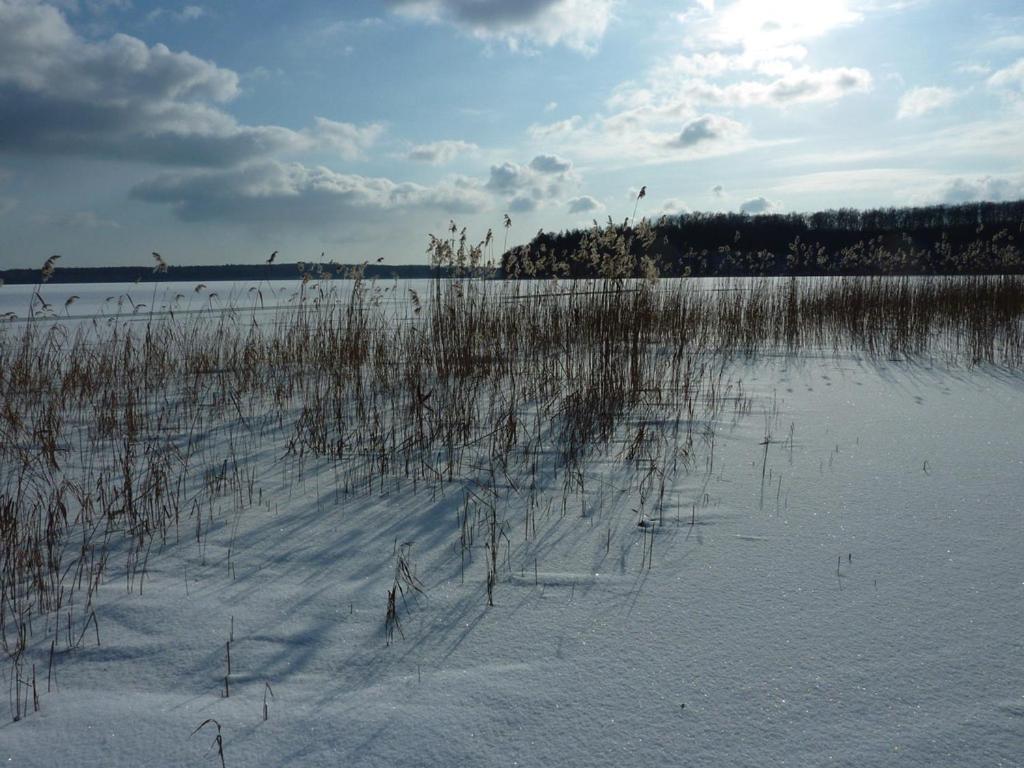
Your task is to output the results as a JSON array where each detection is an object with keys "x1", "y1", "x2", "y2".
[{"x1": 2, "y1": 275, "x2": 1022, "y2": 766}]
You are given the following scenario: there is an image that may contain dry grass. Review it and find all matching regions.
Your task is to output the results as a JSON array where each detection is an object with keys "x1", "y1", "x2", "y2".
[{"x1": 2, "y1": 231, "x2": 1023, "y2": 719}]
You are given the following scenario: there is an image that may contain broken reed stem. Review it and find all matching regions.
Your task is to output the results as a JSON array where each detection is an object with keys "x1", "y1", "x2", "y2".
[{"x1": 263, "y1": 682, "x2": 274, "y2": 721}]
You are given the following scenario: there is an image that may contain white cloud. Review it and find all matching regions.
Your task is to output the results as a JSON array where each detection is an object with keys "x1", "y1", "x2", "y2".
[
  {"x1": 677, "y1": 0, "x2": 862, "y2": 68},
  {"x1": 956, "y1": 63, "x2": 991, "y2": 76},
  {"x1": 644, "y1": 1, "x2": 875, "y2": 110},
  {"x1": 51, "y1": 0, "x2": 133, "y2": 14},
  {"x1": 0, "y1": 2, "x2": 236, "y2": 101},
  {"x1": 740, "y1": 196, "x2": 779, "y2": 214},
  {"x1": 131, "y1": 161, "x2": 490, "y2": 225},
  {"x1": 313, "y1": 118, "x2": 384, "y2": 160},
  {"x1": 525, "y1": 1, "x2": 877, "y2": 166},
  {"x1": 407, "y1": 139, "x2": 479, "y2": 165},
  {"x1": 486, "y1": 161, "x2": 534, "y2": 194},
  {"x1": 528, "y1": 116, "x2": 583, "y2": 141},
  {"x1": 776, "y1": 117, "x2": 1024, "y2": 172},
  {"x1": 768, "y1": 166, "x2": 1024, "y2": 208},
  {"x1": 897, "y1": 86, "x2": 957, "y2": 118},
  {"x1": 987, "y1": 58, "x2": 1024, "y2": 100},
  {"x1": 668, "y1": 114, "x2": 744, "y2": 147},
  {"x1": 485, "y1": 157, "x2": 578, "y2": 204},
  {"x1": 544, "y1": 101, "x2": 559, "y2": 112},
  {"x1": 508, "y1": 195, "x2": 538, "y2": 212},
  {"x1": 735, "y1": 67, "x2": 872, "y2": 104},
  {"x1": 0, "y1": 1, "x2": 383, "y2": 168},
  {"x1": 529, "y1": 154, "x2": 573, "y2": 173},
  {"x1": 934, "y1": 175, "x2": 1024, "y2": 204},
  {"x1": 147, "y1": 5, "x2": 207, "y2": 23},
  {"x1": 567, "y1": 195, "x2": 602, "y2": 213},
  {"x1": 659, "y1": 198, "x2": 691, "y2": 215},
  {"x1": 317, "y1": 17, "x2": 385, "y2": 37},
  {"x1": 649, "y1": 65, "x2": 873, "y2": 108},
  {"x1": 384, "y1": 0, "x2": 614, "y2": 53},
  {"x1": 648, "y1": 1, "x2": 876, "y2": 110},
  {"x1": 772, "y1": 167, "x2": 937, "y2": 196},
  {"x1": 983, "y1": 35, "x2": 1024, "y2": 52},
  {"x1": 528, "y1": 107, "x2": 761, "y2": 166}
]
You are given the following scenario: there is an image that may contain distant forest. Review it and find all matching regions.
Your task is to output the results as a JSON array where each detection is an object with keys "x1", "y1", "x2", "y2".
[
  {"x1": 3, "y1": 200, "x2": 1022, "y2": 286},
  {"x1": 0, "y1": 262, "x2": 440, "y2": 286},
  {"x1": 500, "y1": 200, "x2": 1024, "y2": 278}
]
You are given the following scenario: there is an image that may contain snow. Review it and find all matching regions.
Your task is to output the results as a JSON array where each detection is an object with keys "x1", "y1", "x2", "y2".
[{"x1": 2, "y1": 282, "x2": 1022, "y2": 767}]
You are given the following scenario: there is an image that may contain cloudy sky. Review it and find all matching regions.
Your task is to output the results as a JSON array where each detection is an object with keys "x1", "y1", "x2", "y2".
[{"x1": 0, "y1": 0, "x2": 1022, "y2": 268}]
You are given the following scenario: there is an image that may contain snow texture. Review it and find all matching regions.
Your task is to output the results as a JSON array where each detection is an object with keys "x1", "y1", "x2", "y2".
[{"x1": 1, "y1": 282, "x2": 1022, "y2": 767}]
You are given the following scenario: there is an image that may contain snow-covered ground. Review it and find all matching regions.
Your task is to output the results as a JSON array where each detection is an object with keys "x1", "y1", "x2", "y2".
[{"x1": 1, "y1": 283, "x2": 1022, "y2": 767}]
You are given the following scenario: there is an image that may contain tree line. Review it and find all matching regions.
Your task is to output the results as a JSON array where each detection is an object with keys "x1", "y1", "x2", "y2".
[
  {"x1": 500, "y1": 200, "x2": 1024, "y2": 278},
  {"x1": 0, "y1": 262, "x2": 442, "y2": 286}
]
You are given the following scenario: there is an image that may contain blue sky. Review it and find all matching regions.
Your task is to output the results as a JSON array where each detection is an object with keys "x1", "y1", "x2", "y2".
[{"x1": 0, "y1": 0, "x2": 1022, "y2": 268}]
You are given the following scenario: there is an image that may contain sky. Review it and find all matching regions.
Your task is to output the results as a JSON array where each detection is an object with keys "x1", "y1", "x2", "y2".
[{"x1": 0, "y1": 0, "x2": 1022, "y2": 268}]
